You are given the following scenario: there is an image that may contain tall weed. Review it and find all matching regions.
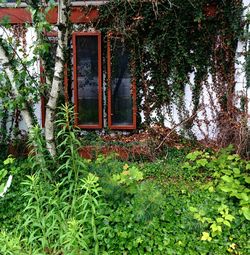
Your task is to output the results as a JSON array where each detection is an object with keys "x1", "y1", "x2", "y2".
[{"x1": 1, "y1": 104, "x2": 106, "y2": 254}]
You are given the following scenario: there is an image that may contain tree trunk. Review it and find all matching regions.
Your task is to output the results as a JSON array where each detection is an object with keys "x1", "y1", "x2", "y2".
[{"x1": 45, "y1": 0, "x2": 70, "y2": 157}]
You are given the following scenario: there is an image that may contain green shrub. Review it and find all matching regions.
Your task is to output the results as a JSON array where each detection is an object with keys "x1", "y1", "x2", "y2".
[
  {"x1": 0, "y1": 156, "x2": 15, "y2": 198},
  {"x1": 183, "y1": 146, "x2": 250, "y2": 220},
  {"x1": 0, "y1": 156, "x2": 31, "y2": 231},
  {"x1": 0, "y1": 105, "x2": 107, "y2": 254},
  {"x1": 0, "y1": 107, "x2": 249, "y2": 255},
  {"x1": 182, "y1": 146, "x2": 250, "y2": 253}
]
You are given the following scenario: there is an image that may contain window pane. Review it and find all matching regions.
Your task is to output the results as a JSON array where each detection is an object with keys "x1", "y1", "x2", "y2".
[
  {"x1": 76, "y1": 36, "x2": 99, "y2": 125},
  {"x1": 111, "y1": 40, "x2": 133, "y2": 126}
]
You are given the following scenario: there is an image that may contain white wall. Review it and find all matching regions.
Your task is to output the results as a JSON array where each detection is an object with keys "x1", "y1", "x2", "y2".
[{"x1": 0, "y1": 1, "x2": 249, "y2": 141}]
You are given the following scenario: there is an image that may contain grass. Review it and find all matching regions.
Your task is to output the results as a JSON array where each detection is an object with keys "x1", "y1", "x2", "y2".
[{"x1": 0, "y1": 146, "x2": 249, "y2": 254}]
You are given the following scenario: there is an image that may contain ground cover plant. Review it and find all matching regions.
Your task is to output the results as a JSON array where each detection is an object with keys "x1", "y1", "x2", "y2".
[{"x1": 0, "y1": 106, "x2": 249, "y2": 254}]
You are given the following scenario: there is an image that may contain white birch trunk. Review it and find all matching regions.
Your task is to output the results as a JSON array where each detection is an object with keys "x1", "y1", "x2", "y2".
[
  {"x1": 44, "y1": 0, "x2": 70, "y2": 157},
  {"x1": 0, "y1": 45, "x2": 34, "y2": 131}
]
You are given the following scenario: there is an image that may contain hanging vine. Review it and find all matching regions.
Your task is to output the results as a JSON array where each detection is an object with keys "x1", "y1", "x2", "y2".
[{"x1": 94, "y1": 0, "x2": 246, "y2": 151}]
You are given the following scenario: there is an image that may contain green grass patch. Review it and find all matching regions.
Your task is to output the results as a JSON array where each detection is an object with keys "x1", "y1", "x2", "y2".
[{"x1": 0, "y1": 146, "x2": 249, "y2": 254}]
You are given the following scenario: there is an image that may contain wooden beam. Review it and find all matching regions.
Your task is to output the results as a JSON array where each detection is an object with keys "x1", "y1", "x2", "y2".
[
  {"x1": 0, "y1": 7, "x2": 99, "y2": 24},
  {"x1": 0, "y1": 8, "x2": 31, "y2": 24}
]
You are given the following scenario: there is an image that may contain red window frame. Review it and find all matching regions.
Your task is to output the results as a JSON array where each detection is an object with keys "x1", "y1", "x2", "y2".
[
  {"x1": 73, "y1": 31, "x2": 102, "y2": 129},
  {"x1": 107, "y1": 33, "x2": 136, "y2": 130}
]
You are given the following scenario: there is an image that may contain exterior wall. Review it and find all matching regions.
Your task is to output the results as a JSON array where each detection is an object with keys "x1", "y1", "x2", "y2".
[
  {"x1": 160, "y1": 0, "x2": 250, "y2": 140},
  {"x1": 0, "y1": 0, "x2": 249, "y2": 140}
]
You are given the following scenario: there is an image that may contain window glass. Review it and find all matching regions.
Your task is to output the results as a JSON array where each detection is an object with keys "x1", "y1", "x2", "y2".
[
  {"x1": 110, "y1": 39, "x2": 133, "y2": 126},
  {"x1": 76, "y1": 36, "x2": 99, "y2": 126}
]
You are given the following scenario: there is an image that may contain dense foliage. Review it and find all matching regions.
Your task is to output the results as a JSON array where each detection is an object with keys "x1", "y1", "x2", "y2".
[
  {"x1": 0, "y1": 0, "x2": 248, "y2": 155},
  {"x1": 0, "y1": 1, "x2": 249, "y2": 253},
  {"x1": 98, "y1": 0, "x2": 243, "y2": 117},
  {"x1": 0, "y1": 106, "x2": 249, "y2": 254},
  {"x1": 96, "y1": 0, "x2": 249, "y2": 151}
]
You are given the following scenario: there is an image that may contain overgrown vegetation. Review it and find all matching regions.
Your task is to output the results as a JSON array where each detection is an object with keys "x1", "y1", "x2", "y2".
[
  {"x1": 0, "y1": 0, "x2": 249, "y2": 254},
  {"x1": 0, "y1": 0, "x2": 248, "y2": 156},
  {"x1": 96, "y1": 0, "x2": 249, "y2": 154},
  {"x1": 0, "y1": 105, "x2": 249, "y2": 254},
  {"x1": 0, "y1": 0, "x2": 70, "y2": 157}
]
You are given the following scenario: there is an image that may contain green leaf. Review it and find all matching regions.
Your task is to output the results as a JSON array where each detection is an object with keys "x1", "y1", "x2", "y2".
[
  {"x1": 197, "y1": 159, "x2": 208, "y2": 167},
  {"x1": 221, "y1": 169, "x2": 232, "y2": 175},
  {"x1": 221, "y1": 175, "x2": 234, "y2": 183},
  {"x1": 224, "y1": 214, "x2": 235, "y2": 222},
  {"x1": 216, "y1": 217, "x2": 224, "y2": 223},
  {"x1": 182, "y1": 162, "x2": 191, "y2": 169},
  {"x1": 0, "y1": 183, "x2": 5, "y2": 194},
  {"x1": 186, "y1": 151, "x2": 202, "y2": 161},
  {"x1": 219, "y1": 185, "x2": 232, "y2": 193},
  {"x1": 223, "y1": 220, "x2": 231, "y2": 227},
  {"x1": 0, "y1": 16, "x2": 11, "y2": 28},
  {"x1": 210, "y1": 223, "x2": 222, "y2": 233},
  {"x1": 238, "y1": 192, "x2": 249, "y2": 202},
  {"x1": 233, "y1": 168, "x2": 240, "y2": 175},
  {"x1": 227, "y1": 155, "x2": 236, "y2": 161},
  {"x1": 189, "y1": 207, "x2": 197, "y2": 212},
  {"x1": 194, "y1": 213, "x2": 202, "y2": 221},
  {"x1": 0, "y1": 169, "x2": 7, "y2": 180},
  {"x1": 245, "y1": 176, "x2": 250, "y2": 184},
  {"x1": 3, "y1": 156, "x2": 14, "y2": 165},
  {"x1": 241, "y1": 207, "x2": 250, "y2": 220},
  {"x1": 208, "y1": 186, "x2": 214, "y2": 192}
]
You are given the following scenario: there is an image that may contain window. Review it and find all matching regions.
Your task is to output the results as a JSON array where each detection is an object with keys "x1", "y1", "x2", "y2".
[
  {"x1": 73, "y1": 32, "x2": 102, "y2": 129},
  {"x1": 107, "y1": 34, "x2": 136, "y2": 129},
  {"x1": 41, "y1": 31, "x2": 136, "y2": 130}
]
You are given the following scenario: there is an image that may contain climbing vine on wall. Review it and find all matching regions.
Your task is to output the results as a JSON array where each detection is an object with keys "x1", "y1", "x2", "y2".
[
  {"x1": 96, "y1": 0, "x2": 245, "y2": 147},
  {"x1": 0, "y1": 24, "x2": 30, "y2": 154}
]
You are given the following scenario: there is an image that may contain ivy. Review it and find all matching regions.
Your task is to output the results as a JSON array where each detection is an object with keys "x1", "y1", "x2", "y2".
[{"x1": 96, "y1": 0, "x2": 244, "y2": 131}]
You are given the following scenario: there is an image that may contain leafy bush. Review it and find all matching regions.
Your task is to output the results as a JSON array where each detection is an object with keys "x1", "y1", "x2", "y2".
[
  {"x1": 0, "y1": 105, "x2": 107, "y2": 254},
  {"x1": 0, "y1": 107, "x2": 249, "y2": 255},
  {"x1": 182, "y1": 146, "x2": 250, "y2": 253},
  {"x1": 0, "y1": 155, "x2": 30, "y2": 232},
  {"x1": 0, "y1": 156, "x2": 14, "y2": 198},
  {"x1": 183, "y1": 146, "x2": 250, "y2": 220}
]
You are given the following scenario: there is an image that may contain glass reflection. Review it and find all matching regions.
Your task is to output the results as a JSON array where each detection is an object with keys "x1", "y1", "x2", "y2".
[
  {"x1": 76, "y1": 36, "x2": 99, "y2": 125},
  {"x1": 111, "y1": 40, "x2": 133, "y2": 126}
]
